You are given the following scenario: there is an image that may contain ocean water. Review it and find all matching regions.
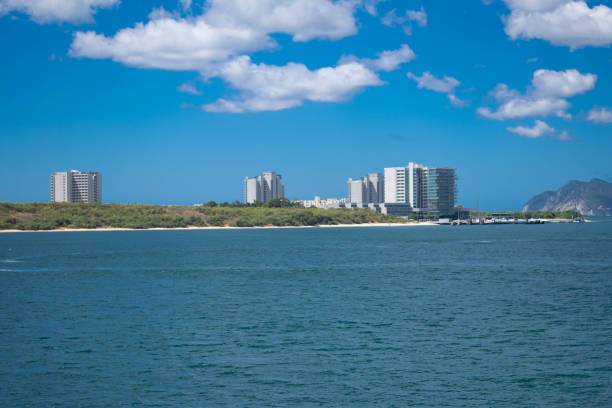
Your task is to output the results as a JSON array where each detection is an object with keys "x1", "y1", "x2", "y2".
[{"x1": 1, "y1": 222, "x2": 611, "y2": 407}]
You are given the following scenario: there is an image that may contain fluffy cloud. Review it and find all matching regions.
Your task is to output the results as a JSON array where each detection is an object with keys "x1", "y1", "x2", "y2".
[
  {"x1": 202, "y1": 56, "x2": 384, "y2": 113},
  {"x1": 0, "y1": 0, "x2": 118, "y2": 23},
  {"x1": 204, "y1": 0, "x2": 358, "y2": 42},
  {"x1": 587, "y1": 106, "x2": 612, "y2": 124},
  {"x1": 341, "y1": 44, "x2": 415, "y2": 72},
  {"x1": 71, "y1": 18, "x2": 272, "y2": 71},
  {"x1": 363, "y1": 0, "x2": 388, "y2": 16},
  {"x1": 507, "y1": 120, "x2": 571, "y2": 140},
  {"x1": 407, "y1": 71, "x2": 458, "y2": 93},
  {"x1": 177, "y1": 81, "x2": 201, "y2": 95},
  {"x1": 381, "y1": 6, "x2": 427, "y2": 33},
  {"x1": 477, "y1": 69, "x2": 596, "y2": 120},
  {"x1": 179, "y1": 0, "x2": 192, "y2": 11},
  {"x1": 507, "y1": 119, "x2": 554, "y2": 137},
  {"x1": 70, "y1": 1, "x2": 415, "y2": 113},
  {"x1": 502, "y1": 1, "x2": 612, "y2": 49},
  {"x1": 407, "y1": 71, "x2": 466, "y2": 107},
  {"x1": 70, "y1": 0, "x2": 358, "y2": 70},
  {"x1": 406, "y1": 7, "x2": 427, "y2": 27}
]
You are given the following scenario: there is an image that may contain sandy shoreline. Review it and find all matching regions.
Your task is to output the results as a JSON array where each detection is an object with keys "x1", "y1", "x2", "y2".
[{"x1": 0, "y1": 222, "x2": 439, "y2": 233}]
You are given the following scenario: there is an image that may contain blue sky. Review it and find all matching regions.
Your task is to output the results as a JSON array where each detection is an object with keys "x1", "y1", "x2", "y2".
[{"x1": 0, "y1": 0, "x2": 611, "y2": 210}]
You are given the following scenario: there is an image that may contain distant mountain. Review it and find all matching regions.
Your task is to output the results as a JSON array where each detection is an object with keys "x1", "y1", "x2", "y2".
[{"x1": 523, "y1": 178, "x2": 612, "y2": 216}]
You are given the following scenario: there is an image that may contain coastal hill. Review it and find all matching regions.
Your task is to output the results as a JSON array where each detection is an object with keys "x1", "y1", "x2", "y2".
[{"x1": 523, "y1": 178, "x2": 612, "y2": 216}]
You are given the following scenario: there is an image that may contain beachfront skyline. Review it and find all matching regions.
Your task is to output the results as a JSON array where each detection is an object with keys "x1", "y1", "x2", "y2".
[{"x1": 1, "y1": 1, "x2": 611, "y2": 210}]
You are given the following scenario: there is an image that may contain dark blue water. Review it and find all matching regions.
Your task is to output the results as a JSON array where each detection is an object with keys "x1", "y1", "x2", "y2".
[{"x1": 1, "y1": 223, "x2": 612, "y2": 407}]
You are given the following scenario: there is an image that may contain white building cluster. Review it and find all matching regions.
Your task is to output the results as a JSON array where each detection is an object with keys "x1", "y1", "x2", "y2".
[
  {"x1": 300, "y1": 161, "x2": 458, "y2": 217},
  {"x1": 50, "y1": 170, "x2": 102, "y2": 203},
  {"x1": 244, "y1": 171, "x2": 285, "y2": 204},
  {"x1": 302, "y1": 196, "x2": 349, "y2": 209}
]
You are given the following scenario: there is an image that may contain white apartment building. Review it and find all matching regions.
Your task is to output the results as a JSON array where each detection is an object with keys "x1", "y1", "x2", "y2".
[
  {"x1": 384, "y1": 162, "x2": 425, "y2": 207},
  {"x1": 384, "y1": 162, "x2": 457, "y2": 216},
  {"x1": 384, "y1": 167, "x2": 407, "y2": 203},
  {"x1": 348, "y1": 173, "x2": 384, "y2": 204},
  {"x1": 244, "y1": 171, "x2": 285, "y2": 203},
  {"x1": 50, "y1": 170, "x2": 102, "y2": 203}
]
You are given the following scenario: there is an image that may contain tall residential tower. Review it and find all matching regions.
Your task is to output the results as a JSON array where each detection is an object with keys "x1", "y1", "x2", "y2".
[
  {"x1": 383, "y1": 163, "x2": 457, "y2": 216},
  {"x1": 50, "y1": 170, "x2": 102, "y2": 203},
  {"x1": 244, "y1": 171, "x2": 285, "y2": 203},
  {"x1": 347, "y1": 173, "x2": 384, "y2": 204}
]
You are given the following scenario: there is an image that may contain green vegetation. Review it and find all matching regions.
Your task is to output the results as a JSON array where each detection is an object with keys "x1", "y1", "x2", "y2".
[{"x1": 0, "y1": 201, "x2": 406, "y2": 231}]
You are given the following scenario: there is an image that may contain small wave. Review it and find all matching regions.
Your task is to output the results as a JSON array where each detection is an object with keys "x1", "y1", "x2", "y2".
[{"x1": 0, "y1": 259, "x2": 20, "y2": 263}]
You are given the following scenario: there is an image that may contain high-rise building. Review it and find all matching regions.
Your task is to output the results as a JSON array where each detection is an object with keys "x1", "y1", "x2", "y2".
[
  {"x1": 50, "y1": 170, "x2": 102, "y2": 203},
  {"x1": 407, "y1": 162, "x2": 427, "y2": 208},
  {"x1": 348, "y1": 178, "x2": 366, "y2": 204},
  {"x1": 384, "y1": 167, "x2": 407, "y2": 204},
  {"x1": 424, "y1": 167, "x2": 457, "y2": 217},
  {"x1": 384, "y1": 163, "x2": 457, "y2": 216},
  {"x1": 348, "y1": 173, "x2": 384, "y2": 204},
  {"x1": 244, "y1": 171, "x2": 285, "y2": 203},
  {"x1": 366, "y1": 173, "x2": 384, "y2": 204}
]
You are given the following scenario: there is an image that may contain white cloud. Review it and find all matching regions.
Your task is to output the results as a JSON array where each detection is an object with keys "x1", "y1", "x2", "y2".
[
  {"x1": 70, "y1": 1, "x2": 415, "y2": 113},
  {"x1": 341, "y1": 44, "x2": 415, "y2": 72},
  {"x1": 203, "y1": 0, "x2": 358, "y2": 42},
  {"x1": 531, "y1": 68, "x2": 596, "y2": 98},
  {"x1": 70, "y1": 0, "x2": 358, "y2": 71},
  {"x1": 477, "y1": 69, "x2": 596, "y2": 120},
  {"x1": 447, "y1": 93, "x2": 467, "y2": 108},
  {"x1": 502, "y1": 1, "x2": 612, "y2": 49},
  {"x1": 363, "y1": 0, "x2": 388, "y2": 16},
  {"x1": 507, "y1": 119, "x2": 555, "y2": 137},
  {"x1": 587, "y1": 106, "x2": 612, "y2": 124},
  {"x1": 71, "y1": 18, "x2": 271, "y2": 71},
  {"x1": 177, "y1": 81, "x2": 201, "y2": 95},
  {"x1": 503, "y1": 0, "x2": 571, "y2": 12},
  {"x1": 381, "y1": 6, "x2": 427, "y2": 32},
  {"x1": 406, "y1": 71, "x2": 466, "y2": 108},
  {"x1": 0, "y1": 0, "x2": 118, "y2": 24},
  {"x1": 179, "y1": 0, "x2": 192, "y2": 11},
  {"x1": 406, "y1": 7, "x2": 427, "y2": 27},
  {"x1": 478, "y1": 98, "x2": 570, "y2": 120},
  {"x1": 202, "y1": 56, "x2": 384, "y2": 113},
  {"x1": 407, "y1": 71, "x2": 459, "y2": 93},
  {"x1": 507, "y1": 120, "x2": 572, "y2": 140}
]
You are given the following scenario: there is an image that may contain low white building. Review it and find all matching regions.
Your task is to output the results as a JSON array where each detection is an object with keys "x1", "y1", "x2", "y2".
[{"x1": 300, "y1": 197, "x2": 348, "y2": 209}]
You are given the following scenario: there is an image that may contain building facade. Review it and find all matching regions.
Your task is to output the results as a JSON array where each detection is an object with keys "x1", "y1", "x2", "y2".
[
  {"x1": 50, "y1": 170, "x2": 102, "y2": 203},
  {"x1": 424, "y1": 167, "x2": 457, "y2": 217},
  {"x1": 348, "y1": 173, "x2": 384, "y2": 204},
  {"x1": 244, "y1": 171, "x2": 285, "y2": 203},
  {"x1": 383, "y1": 162, "x2": 457, "y2": 217}
]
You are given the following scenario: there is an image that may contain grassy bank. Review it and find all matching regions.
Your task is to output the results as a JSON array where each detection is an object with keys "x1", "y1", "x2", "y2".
[{"x1": 0, "y1": 202, "x2": 406, "y2": 231}]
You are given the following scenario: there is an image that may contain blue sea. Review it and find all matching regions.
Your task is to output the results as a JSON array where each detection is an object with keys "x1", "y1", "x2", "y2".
[{"x1": 1, "y1": 222, "x2": 612, "y2": 407}]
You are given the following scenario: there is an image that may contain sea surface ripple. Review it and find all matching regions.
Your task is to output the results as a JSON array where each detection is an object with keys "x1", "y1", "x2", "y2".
[{"x1": 1, "y1": 222, "x2": 611, "y2": 407}]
